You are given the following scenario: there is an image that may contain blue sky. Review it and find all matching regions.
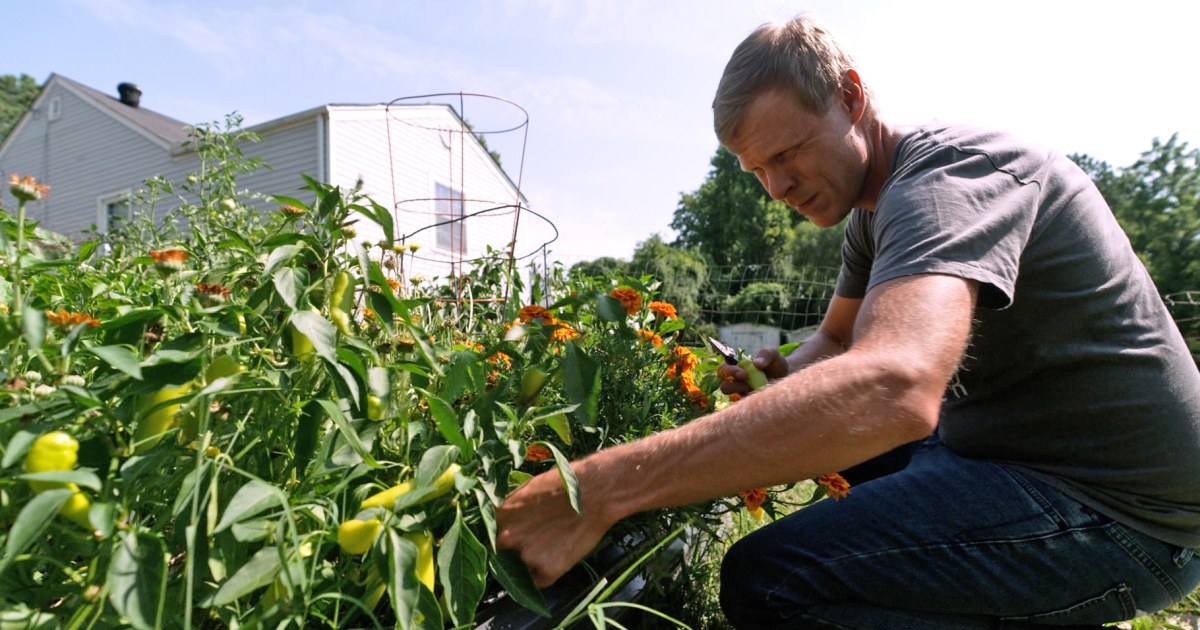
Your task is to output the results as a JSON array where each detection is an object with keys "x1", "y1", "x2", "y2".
[{"x1": 8, "y1": 0, "x2": 1199, "y2": 264}]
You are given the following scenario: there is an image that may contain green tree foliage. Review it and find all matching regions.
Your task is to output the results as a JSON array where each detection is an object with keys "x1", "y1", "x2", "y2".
[
  {"x1": 670, "y1": 146, "x2": 800, "y2": 271},
  {"x1": 629, "y1": 233, "x2": 708, "y2": 321},
  {"x1": 0, "y1": 74, "x2": 41, "y2": 144},
  {"x1": 1072, "y1": 134, "x2": 1200, "y2": 297}
]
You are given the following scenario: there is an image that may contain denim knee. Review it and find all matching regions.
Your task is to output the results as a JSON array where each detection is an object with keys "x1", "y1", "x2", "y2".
[{"x1": 720, "y1": 529, "x2": 802, "y2": 627}]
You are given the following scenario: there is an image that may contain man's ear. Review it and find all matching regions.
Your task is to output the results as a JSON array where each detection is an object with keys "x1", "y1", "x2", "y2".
[{"x1": 841, "y1": 69, "x2": 867, "y2": 124}]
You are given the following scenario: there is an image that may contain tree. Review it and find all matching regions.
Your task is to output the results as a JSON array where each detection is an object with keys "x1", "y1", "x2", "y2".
[
  {"x1": 0, "y1": 74, "x2": 40, "y2": 144},
  {"x1": 1072, "y1": 134, "x2": 1200, "y2": 297},
  {"x1": 629, "y1": 233, "x2": 708, "y2": 321},
  {"x1": 670, "y1": 146, "x2": 800, "y2": 271}
]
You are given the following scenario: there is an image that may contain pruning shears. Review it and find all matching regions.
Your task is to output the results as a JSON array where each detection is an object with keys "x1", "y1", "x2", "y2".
[{"x1": 707, "y1": 336, "x2": 739, "y2": 366}]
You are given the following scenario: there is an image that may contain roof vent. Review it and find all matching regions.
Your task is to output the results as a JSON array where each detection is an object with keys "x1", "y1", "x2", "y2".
[{"x1": 117, "y1": 82, "x2": 141, "y2": 108}]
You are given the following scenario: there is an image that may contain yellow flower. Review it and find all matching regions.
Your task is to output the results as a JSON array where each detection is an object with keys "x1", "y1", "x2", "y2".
[
  {"x1": 648, "y1": 301, "x2": 678, "y2": 320},
  {"x1": 277, "y1": 204, "x2": 306, "y2": 216},
  {"x1": 8, "y1": 174, "x2": 50, "y2": 202},
  {"x1": 610, "y1": 287, "x2": 642, "y2": 315},
  {"x1": 739, "y1": 487, "x2": 767, "y2": 512}
]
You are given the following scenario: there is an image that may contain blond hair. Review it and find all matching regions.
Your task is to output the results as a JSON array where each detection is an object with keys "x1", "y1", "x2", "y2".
[{"x1": 713, "y1": 16, "x2": 862, "y2": 146}]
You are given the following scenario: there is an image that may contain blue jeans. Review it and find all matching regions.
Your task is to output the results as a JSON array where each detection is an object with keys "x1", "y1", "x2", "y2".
[{"x1": 720, "y1": 439, "x2": 1200, "y2": 629}]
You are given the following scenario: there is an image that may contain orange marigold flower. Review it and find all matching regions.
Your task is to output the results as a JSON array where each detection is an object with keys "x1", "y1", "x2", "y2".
[
  {"x1": 362, "y1": 307, "x2": 376, "y2": 320},
  {"x1": 487, "y1": 352, "x2": 512, "y2": 369},
  {"x1": 195, "y1": 282, "x2": 231, "y2": 306},
  {"x1": 45, "y1": 309, "x2": 100, "y2": 328},
  {"x1": 549, "y1": 324, "x2": 580, "y2": 343},
  {"x1": 149, "y1": 249, "x2": 189, "y2": 274},
  {"x1": 8, "y1": 174, "x2": 50, "y2": 202},
  {"x1": 609, "y1": 287, "x2": 642, "y2": 315},
  {"x1": 664, "y1": 345, "x2": 700, "y2": 379},
  {"x1": 637, "y1": 329, "x2": 663, "y2": 346},
  {"x1": 817, "y1": 472, "x2": 852, "y2": 501},
  {"x1": 386, "y1": 278, "x2": 402, "y2": 294},
  {"x1": 647, "y1": 301, "x2": 678, "y2": 320},
  {"x1": 518, "y1": 304, "x2": 553, "y2": 323},
  {"x1": 739, "y1": 487, "x2": 767, "y2": 512},
  {"x1": 727, "y1": 392, "x2": 743, "y2": 403},
  {"x1": 278, "y1": 204, "x2": 306, "y2": 216},
  {"x1": 525, "y1": 444, "x2": 553, "y2": 462}
]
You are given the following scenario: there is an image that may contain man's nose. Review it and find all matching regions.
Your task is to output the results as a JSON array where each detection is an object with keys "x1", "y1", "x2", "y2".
[{"x1": 764, "y1": 170, "x2": 793, "y2": 201}]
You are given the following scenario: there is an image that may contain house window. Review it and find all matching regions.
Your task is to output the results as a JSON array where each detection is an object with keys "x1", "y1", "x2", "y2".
[
  {"x1": 48, "y1": 97, "x2": 61, "y2": 121},
  {"x1": 97, "y1": 191, "x2": 132, "y2": 234},
  {"x1": 435, "y1": 183, "x2": 466, "y2": 252}
]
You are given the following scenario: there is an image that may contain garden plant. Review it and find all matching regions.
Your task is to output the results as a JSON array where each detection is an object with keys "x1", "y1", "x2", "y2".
[{"x1": 0, "y1": 123, "x2": 838, "y2": 629}]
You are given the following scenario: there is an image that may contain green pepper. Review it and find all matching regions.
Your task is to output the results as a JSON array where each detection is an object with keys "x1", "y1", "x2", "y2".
[
  {"x1": 290, "y1": 308, "x2": 320, "y2": 363},
  {"x1": 361, "y1": 463, "x2": 460, "y2": 511},
  {"x1": 366, "y1": 394, "x2": 384, "y2": 421},
  {"x1": 329, "y1": 271, "x2": 355, "y2": 335},
  {"x1": 518, "y1": 367, "x2": 548, "y2": 403},
  {"x1": 24, "y1": 431, "x2": 92, "y2": 529},
  {"x1": 133, "y1": 382, "x2": 193, "y2": 453},
  {"x1": 204, "y1": 354, "x2": 245, "y2": 384},
  {"x1": 738, "y1": 358, "x2": 769, "y2": 390},
  {"x1": 337, "y1": 518, "x2": 382, "y2": 555}
]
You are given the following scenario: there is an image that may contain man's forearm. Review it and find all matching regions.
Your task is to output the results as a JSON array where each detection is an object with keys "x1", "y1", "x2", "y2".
[
  {"x1": 785, "y1": 328, "x2": 849, "y2": 373},
  {"x1": 580, "y1": 346, "x2": 936, "y2": 526}
]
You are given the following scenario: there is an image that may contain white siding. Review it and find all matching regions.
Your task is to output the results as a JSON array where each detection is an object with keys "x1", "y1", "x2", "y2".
[
  {"x1": 0, "y1": 82, "x2": 174, "y2": 237},
  {"x1": 239, "y1": 115, "x2": 323, "y2": 210},
  {"x1": 328, "y1": 106, "x2": 534, "y2": 279}
]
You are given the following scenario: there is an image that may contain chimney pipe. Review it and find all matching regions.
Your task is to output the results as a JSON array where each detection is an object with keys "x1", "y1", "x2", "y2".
[{"x1": 117, "y1": 82, "x2": 141, "y2": 108}]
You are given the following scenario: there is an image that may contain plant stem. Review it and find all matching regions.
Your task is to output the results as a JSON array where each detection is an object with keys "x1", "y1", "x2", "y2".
[{"x1": 12, "y1": 199, "x2": 26, "y2": 314}]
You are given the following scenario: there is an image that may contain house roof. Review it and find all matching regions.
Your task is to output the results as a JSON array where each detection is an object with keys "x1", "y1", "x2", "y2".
[{"x1": 51, "y1": 74, "x2": 191, "y2": 148}]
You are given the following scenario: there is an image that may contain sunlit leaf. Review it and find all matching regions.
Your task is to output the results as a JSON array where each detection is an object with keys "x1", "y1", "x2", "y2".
[
  {"x1": 107, "y1": 530, "x2": 167, "y2": 630},
  {"x1": 87, "y1": 344, "x2": 142, "y2": 379},
  {"x1": 215, "y1": 479, "x2": 283, "y2": 534},
  {"x1": 0, "y1": 489, "x2": 73, "y2": 576},
  {"x1": 439, "y1": 509, "x2": 487, "y2": 626},
  {"x1": 203, "y1": 546, "x2": 282, "y2": 607}
]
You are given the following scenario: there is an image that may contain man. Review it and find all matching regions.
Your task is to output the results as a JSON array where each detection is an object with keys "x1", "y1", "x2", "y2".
[{"x1": 496, "y1": 16, "x2": 1200, "y2": 628}]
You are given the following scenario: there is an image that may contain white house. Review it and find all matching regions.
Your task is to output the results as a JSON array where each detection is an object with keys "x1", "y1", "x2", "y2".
[{"x1": 0, "y1": 74, "x2": 550, "y2": 278}]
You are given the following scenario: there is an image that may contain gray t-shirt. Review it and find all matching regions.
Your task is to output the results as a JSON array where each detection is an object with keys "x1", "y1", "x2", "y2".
[{"x1": 836, "y1": 124, "x2": 1200, "y2": 548}]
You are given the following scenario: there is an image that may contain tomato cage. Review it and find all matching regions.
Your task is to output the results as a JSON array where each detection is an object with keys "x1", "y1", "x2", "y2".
[{"x1": 381, "y1": 92, "x2": 559, "y2": 305}]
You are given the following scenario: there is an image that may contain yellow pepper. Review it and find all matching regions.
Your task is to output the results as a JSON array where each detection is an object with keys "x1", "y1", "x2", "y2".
[
  {"x1": 738, "y1": 358, "x2": 769, "y2": 390},
  {"x1": 361, "y1": 463, "x2": 460, "y2": 511},
  {"x1": 337, "y1": 518, "x2": 382, "y2": 555},
  {"x1": 24, "y1": 431, "x2": 92, "y2": 529},
  {"x1": 133, "y1": 382, "x2": 193, "y2": 453},
  {"x1": 204, "y1": 354, "x2": 246, "y2": 384},
  {"x1": 329, "y1": 271, "x2": 355, "y2": 335},
  {"x1": 405, "y1": 530, "x2": 435, "y2": 592}
]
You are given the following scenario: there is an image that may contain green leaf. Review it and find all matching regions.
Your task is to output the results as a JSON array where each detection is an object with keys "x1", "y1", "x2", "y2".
[
  {"x1": 289, "y1": 309, "x2": 337, "y2": 363},
  {"x1": 264, "y1": 243, "x2": 304, "y2": 277},
  {"x1": 418, "y1": 389, "x2": 471, "y2": 459},
  {"x1": 595, "y1": 295, "x2": 627, "y2": 322},
  {"x1": 214, "y1": 479, "x2": 283, "y2": 534},
  {"x1": 658, "y1": 317, "x2": 686, "y2": 335},
  {"x1": 316, "y1": 399, "x2": 381, "y2": 468},
  {"x1": 489, "y1": 550, "x2": 550, "y2": 618},
  {"x1": 87, "y1": 344, "x2": 143, "y2": 380},
  {"x1": 21, "y1": 306, "x2": 44, "y2": 352},
  {"x1": 107, "y1": 530, "x2": 167, "y2": 630},
  {"x1": 546, "y1": 442, "x2": 581, "y2": 514},
  {"x1": 272, "y1": 267, "x2": 308, "y2": 311},
  {"x1": 0, "y1": 489, "x2": 73, "y2": 576},
  {"x1": 543, "y1": 413, "x2": 573, "y2": 446},
  {"x1": 19, "y1": 469, "x2": 102, "y2": 492},
  {"x1": 563, "y1": 342, "x2": 600, "y2": 427},
  {"x1": 204, "y1": 546, "x2": 282, "y2": 607},
  {"x1": 439, "y1": 509, "x2": 487, "y2": 626},
  {"x1": 0, "y1": 602, "x2": 59, "y2": 629},
  {"x1": 292, "y1": 400, "x2": 322, "y2": 477},
  {"x1": 385, "y1": 531, "x2": 420, "y2": 629}
]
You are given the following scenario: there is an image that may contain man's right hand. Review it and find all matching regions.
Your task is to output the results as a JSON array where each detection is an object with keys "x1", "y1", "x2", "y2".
[{"x1": 717, "y1": 348, "x2": 790, "y2": 396}]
